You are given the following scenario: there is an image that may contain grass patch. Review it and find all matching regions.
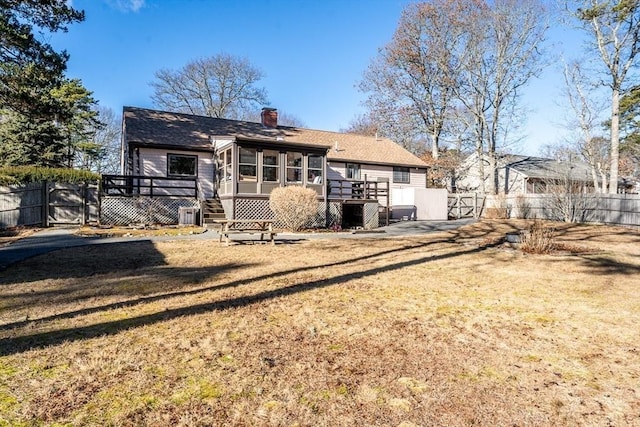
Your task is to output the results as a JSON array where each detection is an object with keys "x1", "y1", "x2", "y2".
[
  {"x1": 75, "y1": 225, "x2": 207, "y2": 238},
  {"x1": 0, "y1": 220, "x2": 639, "y2": 425}
]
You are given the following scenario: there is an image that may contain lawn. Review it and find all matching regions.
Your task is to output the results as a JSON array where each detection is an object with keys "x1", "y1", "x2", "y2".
[{"x1": 0, "y1": 220, "x2": 639, "y2": 426}]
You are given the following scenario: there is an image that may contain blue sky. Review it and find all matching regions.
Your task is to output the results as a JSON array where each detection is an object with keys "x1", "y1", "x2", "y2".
[{"x1": 53, "y1": 0, "x2": 589, "y2": 156}]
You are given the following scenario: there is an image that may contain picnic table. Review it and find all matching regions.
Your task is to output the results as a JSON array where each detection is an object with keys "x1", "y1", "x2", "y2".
[{"x1": 212, "y1": 219, "x2": 276, "y2": 245}]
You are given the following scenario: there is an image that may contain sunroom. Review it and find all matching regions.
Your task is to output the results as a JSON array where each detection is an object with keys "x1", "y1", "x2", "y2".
[{"x1": 213, "y1": 137, "x2": 332, "y2": 224}]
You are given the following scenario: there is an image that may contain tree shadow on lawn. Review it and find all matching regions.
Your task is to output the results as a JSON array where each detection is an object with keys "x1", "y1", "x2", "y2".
[
  {"x1": 0, "y1": 234, "x2": 459, "y2": 333},
  {"x1": 571, "y1": 254, "x2": 640, "y2": 276},
  {"x1": 0, "y1": 241, "x2": 170, "y2": 285},
  {"x1": 0, "y1": 230, "x2": 507, "y2": 356}
]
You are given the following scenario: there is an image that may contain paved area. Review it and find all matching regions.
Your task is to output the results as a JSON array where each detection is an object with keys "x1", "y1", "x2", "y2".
[{"x1": 0, "y1": 219, "x2": 475, "y2": 271}]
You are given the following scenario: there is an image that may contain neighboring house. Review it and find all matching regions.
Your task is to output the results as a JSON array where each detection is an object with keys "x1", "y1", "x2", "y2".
[
  {"x1": 454, "y1": 152, "x2": 597, "y2": 194},
  {"x1": 111, "y1": 106, "x2": 428, "y2": 228}
]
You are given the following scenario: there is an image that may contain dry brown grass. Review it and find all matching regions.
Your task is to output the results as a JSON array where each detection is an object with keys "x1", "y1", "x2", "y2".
[
  {"x1": 1, "y1": 220, "x2": 639, "y2": 426},
  {"x1": 75, "y1": 225, "x2": 207, "y2": 238}
]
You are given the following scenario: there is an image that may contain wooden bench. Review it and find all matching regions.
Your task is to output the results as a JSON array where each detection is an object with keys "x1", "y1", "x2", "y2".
[{"x1": 212, "y1": 219, "x2": 276, "y2": 245}]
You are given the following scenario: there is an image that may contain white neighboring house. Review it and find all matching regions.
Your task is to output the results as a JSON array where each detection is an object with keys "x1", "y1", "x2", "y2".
[
  {"x1": 454, "y1": 152, "x2": 597, "y2": 194},
  {"x1": 116, "y1": 106, "x2": 429, "y2": 228}
]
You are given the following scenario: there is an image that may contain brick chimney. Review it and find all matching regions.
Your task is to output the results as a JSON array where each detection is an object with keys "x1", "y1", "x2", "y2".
[{"x1": 261, "y1": 107, "x2": 278, "y2": 128}]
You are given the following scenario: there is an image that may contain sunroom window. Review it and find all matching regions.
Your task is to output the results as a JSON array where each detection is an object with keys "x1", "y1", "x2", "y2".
[
  {"x1": 168, "y1": 154, "x2": 197, "y2": 177},
  {"x1": 263, "y1": 149, "x2": 280, "y2": 182},
  {"x1": 239, "y1": 147, "x2": 257, "y2": 181},
  {"x1": 286, "y1": 152, "x2": 303, "y2": 183},
  {"x1": 308, "y1": 154, "x2": 323, "y2": 184}
]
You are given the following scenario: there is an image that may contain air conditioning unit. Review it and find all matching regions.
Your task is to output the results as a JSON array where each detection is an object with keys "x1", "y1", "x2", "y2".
[{"x1": 178, "y1": 207, "x2": 199, "y2": 225}]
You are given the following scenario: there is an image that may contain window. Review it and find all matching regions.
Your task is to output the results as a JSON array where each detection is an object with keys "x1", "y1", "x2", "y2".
[
  {"x1": 168, "y1": 154, "x2": 197, "y2": 177},
  {"x1": 238, "y1": 147, "x2": 257, "y2": 181},
  {"x1": 286, "y1": 152, "x2": 303, "y2": 183},
  {"x1": 218, "y1": 149, "x2": 232, "y2": 181},
  {"x1": 263, "y1": 149, "x2": 280, "y2": 182},
  {"x1": 346, "y1": 163, "x2": 361, "y2": 180},
  {"x1": 307, "y1": 154, "x2": 323, "y2": 184},
  {"x1": 393, "y1": 166, "x2": 410, "y2": 184}
]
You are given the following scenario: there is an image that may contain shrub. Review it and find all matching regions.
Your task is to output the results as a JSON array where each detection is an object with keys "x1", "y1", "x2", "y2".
[
  {"x1": 520, "y1": 220, "x2": 556, "y2": 254},
  {"x1": 515, "y1": 194, "x2": 531, "y2": 219},
  {"x1": 0, "y1": 166, "x2": 99, "y2": 185},
  {"x1": 269, "y1": 186, "x2": 319, "y2": 231}
]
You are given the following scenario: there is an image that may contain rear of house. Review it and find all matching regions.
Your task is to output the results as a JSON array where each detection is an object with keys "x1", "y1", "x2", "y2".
[{"x1": 109, "y1": 106, "x2": 428, "y2": 229}]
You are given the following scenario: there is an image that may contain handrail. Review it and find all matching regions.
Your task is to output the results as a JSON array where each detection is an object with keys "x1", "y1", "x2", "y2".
[
  {"x1": 328, "y1": 179, "x2": 389, "y2": 200},
  {"x1": 101, "y1": 174, "x2": 198, "y2": 198}
]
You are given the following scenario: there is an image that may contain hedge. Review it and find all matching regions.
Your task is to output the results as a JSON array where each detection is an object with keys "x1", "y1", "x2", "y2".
[{"x1": 0, "y1": 166, "x2": 100, "y2": 185}]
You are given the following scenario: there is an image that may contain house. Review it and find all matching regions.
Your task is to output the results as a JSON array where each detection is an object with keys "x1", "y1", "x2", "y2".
[
  {"x1": 108, "y1": 106, "x2": 428, "y2": 228},
  {"x1": 454, "y1": 152, "x2": 597, "y2": 194}
]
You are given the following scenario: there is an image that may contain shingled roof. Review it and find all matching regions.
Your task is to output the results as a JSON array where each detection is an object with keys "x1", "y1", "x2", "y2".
[
  {"x1": 123, "y1": 107, "x2": 428, "y2": 168},
  {"x1": 501, "y1": 155, "x2": 593, "y2": 181}
]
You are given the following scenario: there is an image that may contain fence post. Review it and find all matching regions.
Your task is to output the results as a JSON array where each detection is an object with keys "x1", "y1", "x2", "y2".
[
  {"x1": 42, "y1": 181, "x2": 50, "y2": 227},
  {"x1": 474, "y1": 192, "x2": 478, "y2": 218},
  {"x1": 457, "y1": 194, "x2": 461, "y2": 219},
  {"x1": 81, "y1": 183, "x2": 87, "y2": 225}
]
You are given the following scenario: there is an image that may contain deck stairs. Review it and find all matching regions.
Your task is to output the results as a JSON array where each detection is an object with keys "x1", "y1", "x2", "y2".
[{"x1": 202, "y1": 198, "x2": 226, "y2": 227}]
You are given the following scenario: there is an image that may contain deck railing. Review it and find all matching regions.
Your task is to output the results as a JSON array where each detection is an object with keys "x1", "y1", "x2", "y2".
[
  {"x1": 101, "y1": 175, "x2": 198, "y2": 198},
  {"x1": 328, "y1": 179, "x2": 389, "y2": 201}
]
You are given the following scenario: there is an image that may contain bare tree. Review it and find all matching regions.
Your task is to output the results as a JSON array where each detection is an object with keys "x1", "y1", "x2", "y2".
[
  {"x1": 458, "y1": 0, "x2": 548, "y2": 194},
  {"x1": 359, "y1": 0, "x2": 473, "y2": 159},
  {"x1": 560, "y1": 60, "x2": 610, "y2": 192},
  {"x1": 74, "y1": 106, "x2": 121, "y2": 173},
  {"x1": 542, "y1": 164, "x2": 598, "y2": 223},
  {"x1": 342, "y1": 113, "x2": 378, "y2": 136},
  {"x1": 571, "y1": 0, "x2": 640, "y2": 193},
  {"x1": 360, "y1": 0, "x2": 547, "y2": 191},
  {"x1": 150, "y1": 53, "x2": 268, "y2": 120}
]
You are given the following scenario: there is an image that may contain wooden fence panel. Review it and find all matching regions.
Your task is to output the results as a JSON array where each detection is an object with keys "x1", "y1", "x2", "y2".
[
  {"x1": 0, "y1": 182, "x2": 43, "y2": 228},
  {"x1": 0, "y1": 182, "x2": 98, "y2": 228},
  {"x1": 495, "y1": 193, "x2": 640, "y2": 227}
]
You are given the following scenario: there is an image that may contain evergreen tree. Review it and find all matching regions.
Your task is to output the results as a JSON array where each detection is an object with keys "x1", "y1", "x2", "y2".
[{"x1": 0, "y1": 1, "x2": 99, "y2": 168}]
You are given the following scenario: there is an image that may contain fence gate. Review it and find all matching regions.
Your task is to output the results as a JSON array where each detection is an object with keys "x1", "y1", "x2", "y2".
[
  {"x1": 46, "y1": 182, "x2": 90, "y2": 226},
  {"x1": 448, "y1": 193, "x2": 483, "y2": 219}
]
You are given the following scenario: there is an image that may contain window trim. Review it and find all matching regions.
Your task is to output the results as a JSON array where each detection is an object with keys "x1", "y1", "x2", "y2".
[
  {"x1": 167, "y1": 153, "x2": 198, "y2": 177},
  {"x1": 238, "y1": 146, "x2": 257, "y2": 182},
  {"x1": 262, "y1": 149, "x2": 280, "y2": 183},
  {"x1": 286, "y1": 151, "x2": 303, "y2": 183},
  {"x1": 307, "y1": 154, "x2": 323, "y2": 185},
  {"x1": 393, "y1": 166, "x2": 410, "y2": 184},
  {"x1": 346, "y1": 163, "x2": 361, "y2": 180}
]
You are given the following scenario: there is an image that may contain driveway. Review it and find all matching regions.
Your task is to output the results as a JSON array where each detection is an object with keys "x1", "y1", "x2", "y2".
[{"x1": 0, "y1": 219, "x2": 476, "y2": 271}]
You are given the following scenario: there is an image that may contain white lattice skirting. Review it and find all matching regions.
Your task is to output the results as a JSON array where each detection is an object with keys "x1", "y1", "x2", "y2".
[
  {"x1": 234, "y1": 199, "x2": 342, "y2": 229},
  {"x1": 101, "y1": 196, "x2": 199, "y2": 225},
  {"x1": 363, "y1": 202, "x2": 380, "y2": 230}
]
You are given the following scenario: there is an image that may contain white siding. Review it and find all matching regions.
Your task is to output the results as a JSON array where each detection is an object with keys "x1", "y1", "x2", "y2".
[
  {"x1": 327, "y1": 161, "x2": 427, "y2": 205},
  {"x1": 136, "y1": 147, "x2": 215, "y2": 199}
]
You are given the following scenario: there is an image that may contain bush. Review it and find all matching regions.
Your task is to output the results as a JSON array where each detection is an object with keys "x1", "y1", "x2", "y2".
[
  {"x1": 515, "y1": 194, "x2": 531, "y2": 219},
  {"x1": 269, "y1": 186, "x2": 319, "y2": 231},
  {"x1": 0, "y1": 166, "x2": 99, "y2": 185},
  {"x1": 520, "y1": 220, "x2": 556, "y2": 254}
]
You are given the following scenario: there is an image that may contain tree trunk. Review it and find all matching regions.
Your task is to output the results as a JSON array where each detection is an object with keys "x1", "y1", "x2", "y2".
[
  {"x1": 589, "y1": 163, "x2": 599, "y2": 194},
  {"x1": 609, "y1": 87, "x2": 620, "y2": 194},
  {"x1": 488, "y1": 152, "x2": 498, "y2": 194},
  {"x1": 431, "y1": 129, "x2": 439, "y2": 160}
]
